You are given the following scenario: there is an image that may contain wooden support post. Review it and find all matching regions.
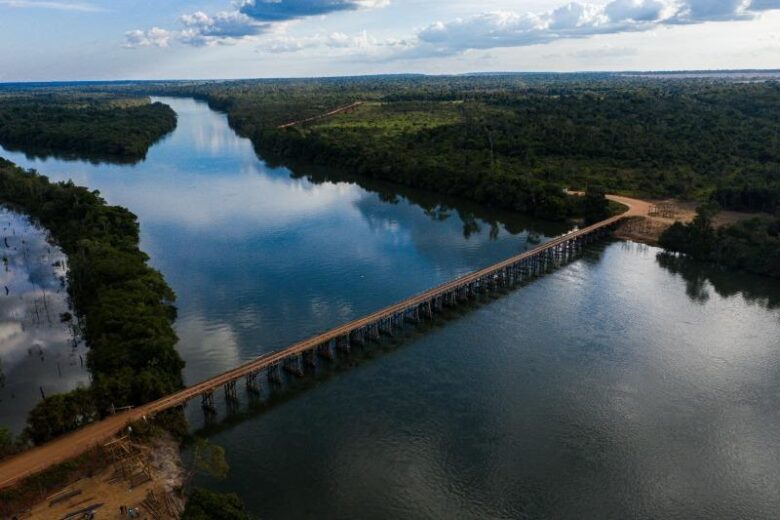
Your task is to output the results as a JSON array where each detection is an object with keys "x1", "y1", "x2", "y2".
[
  {"x1": 337, "y1": 334, "x2": 351, "y2": 354},
  {"x1": 369, "y1": 323, "x2": 381, "y2": 341},
  {"x1": 267, "y1": 363, "x2": 282, "y2": 385},
  {"x1": 224, "y1": 381, "x2": 239, "y2": 403},
  {"x1": 351, "y1": 327, "x2": 366, "y2": 346},
  {"x1": 424, "y1": 300, "x2": 434, "y2": 319},
  {"x1": 201, "y1": 392, "x2": 216, "y2": 414},
  {"x1": 379, "y1": 318, "x2": 393, "y2": 337},
  {"x1": 284, "y1": 355, "x2": 304, "y2": 377},
  {"x1": 317, "y1": 341, "x2": 335, "y2": 360},
  {"x1": 303, "y1": 348, "x2": 317, "y2": 368},
  {"x1": 246, "y1": 371, "x2": 261, "y2": 395}
]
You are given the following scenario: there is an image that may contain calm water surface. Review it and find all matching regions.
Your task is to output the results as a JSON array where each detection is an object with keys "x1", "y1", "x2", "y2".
[
  {"x1": 0, "y1": 209, "x2": 87, "y2": 433},
  {"x1": 1, "y1": 97, "x2": 779, "y2": 519}
]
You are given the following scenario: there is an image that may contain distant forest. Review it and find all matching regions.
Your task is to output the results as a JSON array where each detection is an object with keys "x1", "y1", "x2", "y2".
[
  {"x1": 2, "y1": 75, "x2": 777, "y2": 220},
  {"x1": 0, "y1": 94, "x2": 176, "y2": 162},
  {"x1": 111, "y1": 74, "x2": 780, "y2": 221}
]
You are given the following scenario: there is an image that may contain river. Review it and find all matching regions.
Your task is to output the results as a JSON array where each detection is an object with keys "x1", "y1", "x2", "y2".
[{"x1": 1, "y1": 97, "x2": 779, "y2": 519}]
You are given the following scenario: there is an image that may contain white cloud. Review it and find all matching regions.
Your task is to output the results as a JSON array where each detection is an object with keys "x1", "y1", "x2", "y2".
[
  {"x1": 179, "y1": 10, "x2": 266, "y2": 47},
  {"x1": 403, "y1": 0, "x2": 778, "y2": 58},
  {"x1": 120, "y1": 0, "x2": 780, "y2": 58},
  {"x1": 122, "y1": 0, "x2": 390, "y2": 50},
  {"x1": 672, "y1": 0, "x2": 753, "y2": 22},
  {"x1": 605, "y1": 0, "x2": 669, "y2": 21},
  {"x1": 0, "y1": 0, "x2": 103, "y2": 11},
  {"x1": 123, "y1": 27, "x2": 171, "y2": 49},
  {"x1": 259, "y1": 30, "x2": 404, "y2": 55}
]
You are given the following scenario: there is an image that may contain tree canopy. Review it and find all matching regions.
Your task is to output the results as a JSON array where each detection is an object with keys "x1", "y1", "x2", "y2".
[
  {"x1": 0, "y1": 159, "x2": 183, "y2": 444},
  {"x1": 0, "y1": 94, "x2": 176, "y2": 163}
]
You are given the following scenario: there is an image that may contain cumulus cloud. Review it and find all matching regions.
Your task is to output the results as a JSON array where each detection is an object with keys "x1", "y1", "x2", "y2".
[
  {"x1": 605, "y1": 0, "x2": 668, "y2": 21},
  {"x1": 238, "y1": 0, "x2": 388, "y2": 22},
  {"x1": 179, "y1": 10, "x2": 266, "y2": 46},
  {"x1": 123, "y1": 0, "x2": 389, "y2": 49},
  {"x1": 122, "y1": 0, "x2": 778, "y2": 54},
  {"x1": 260, "y1": 29, "x2": 405, "y2": 55},
  {"x1": 672, "y1": 0, "x2": 753, "y2": 22},
  {"x1": 123, "y1": 27, "x2": 171, "y2": 48},
  {"x1": 404, "y1": 0, "x2": 778, "y2": 58}
]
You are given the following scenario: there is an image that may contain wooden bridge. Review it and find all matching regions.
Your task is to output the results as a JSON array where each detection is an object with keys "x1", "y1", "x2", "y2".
[{"x1": 0, "y1": 195, "x2": 650, "y2": 490}]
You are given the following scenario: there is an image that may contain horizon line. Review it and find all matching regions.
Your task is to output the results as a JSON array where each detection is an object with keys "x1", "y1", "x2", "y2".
[{"x1": 2, "y1": 68, "x2": 780, "y2": 86}]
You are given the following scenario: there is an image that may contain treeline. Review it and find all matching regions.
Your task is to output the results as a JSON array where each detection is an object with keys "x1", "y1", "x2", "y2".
[
  {"x1": 0, "y1": 159, "x2": 183, "y2": 444},
  {"x1": 124, "y1": 75, "x2": 779, "y2": 218},
  {"x1": 16, "y1": 75, "x2": 776, "y2": 219},
  {"x1": 0, "y1": 94, "x2": 176, "y2": 162},
  {"x1": 659, "y1": 206, "x2": 780, "y2": 278}
]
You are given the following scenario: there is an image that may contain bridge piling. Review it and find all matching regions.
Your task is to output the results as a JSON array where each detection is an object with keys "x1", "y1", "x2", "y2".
[
  {"x1": 224, "y1": 381, "x2": 238, "y2": 403},
  {"x1": 303, "y1": 349, "x2": 317, "y2": 368},
  {"x1": 369, "y1": 323, "x2": 381, "y2": 341},
  {"x1": 337, "y1": 334, "x2": 351, "y2": 354},
  {"x1": 201, "y1": 392, "x2": 216, "y2": 414},
  {"x1": 284, "y1": 355, "x2": 304, "y2": 377},
  {"x1": 267, "y1": 363, "x2": 282, "y2": 385},
  {"x1": 317, "y1": 340, "x2": 335, "y2": 360},
  {"x1": 246, "y1": 371, "x2": 261, "y2": 395}
]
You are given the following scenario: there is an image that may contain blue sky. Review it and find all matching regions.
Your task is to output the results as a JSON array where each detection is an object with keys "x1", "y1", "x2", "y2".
[{"x1": 0, "y1": 0, "x2": 778, "y2": 81}]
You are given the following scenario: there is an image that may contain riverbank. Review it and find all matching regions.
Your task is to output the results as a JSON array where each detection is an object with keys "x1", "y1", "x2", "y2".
[
  {"x1": 614, "y1": 198, "x2": 770, "y2": 246},
  {"x1": 0, "y1": 159, "x2": 184, "y2": 446},
  {"x1": 0, "y1": 158, "x2": 186, "y2": 515},
  {"x1": 2, "y1": 430, "x2": 185, "y2": 519}
]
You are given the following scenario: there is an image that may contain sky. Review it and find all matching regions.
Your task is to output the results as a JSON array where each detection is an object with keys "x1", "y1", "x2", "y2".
[{"x1": 0, "y1": 0, "x2": 778, "y2": 81}]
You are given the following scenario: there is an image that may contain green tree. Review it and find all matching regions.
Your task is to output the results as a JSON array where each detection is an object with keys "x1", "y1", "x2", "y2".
[
  {"x1": 181, "y1": 488, "x2": 253, "y2": 520},
  {"x1": 581, "y1": 186, "x2": 610, "y2": 225},
  {"x1": 191, "y1": 438, "x2": 230, "y2": 481}
]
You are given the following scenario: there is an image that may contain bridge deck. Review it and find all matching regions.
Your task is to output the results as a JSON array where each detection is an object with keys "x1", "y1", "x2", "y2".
[{"x1": 0, "y1": 194, "x2": 649, "y2": 490}]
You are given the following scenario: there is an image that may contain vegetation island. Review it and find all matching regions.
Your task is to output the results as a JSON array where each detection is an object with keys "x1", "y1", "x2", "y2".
[{"x1": 0, "y1": 93, "x2": 176, "y2": 163}]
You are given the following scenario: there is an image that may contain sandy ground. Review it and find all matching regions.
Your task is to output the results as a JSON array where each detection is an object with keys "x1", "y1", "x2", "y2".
[
  {"x1": 614, "y1": 198, "x2": 761, "y2": 246},
  {"x1": 12, "y1": 434, "x2": 183, "y2": 520}
]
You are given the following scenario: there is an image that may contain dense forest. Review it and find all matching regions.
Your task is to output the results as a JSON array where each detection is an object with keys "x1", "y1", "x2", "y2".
[
  {"x1": 658, "y1": 205, "x2": 780, "y2": 278},
  {"x1": 105, "y1": 74, "x2": 780, "y2": 220},
  {"x1": 0, "y1": 94, "x2": 176, "y2": 163},
  {"x1": 0, "y1": 159, "x2": 183, "y2": 444},
  {"x1": 3, "y1": 75, "x2": 777, "y2": 220}
]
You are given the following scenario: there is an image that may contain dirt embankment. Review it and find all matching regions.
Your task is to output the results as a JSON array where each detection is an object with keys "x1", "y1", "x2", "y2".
[
  {"x1": 8, "y1": 432, "x2": 185, "y2": 520},
  {"x1": 614, "y1": 199, "x2": 761, "y2": 246}
]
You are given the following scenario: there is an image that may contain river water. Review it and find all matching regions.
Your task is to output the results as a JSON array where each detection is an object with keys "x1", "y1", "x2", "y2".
[
  {"x1": 0, "y1": 209, "x2": 88, "y2": 433},
  {"x1": 1, "y1": 97, "x2": 779, "y2": 519}
]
